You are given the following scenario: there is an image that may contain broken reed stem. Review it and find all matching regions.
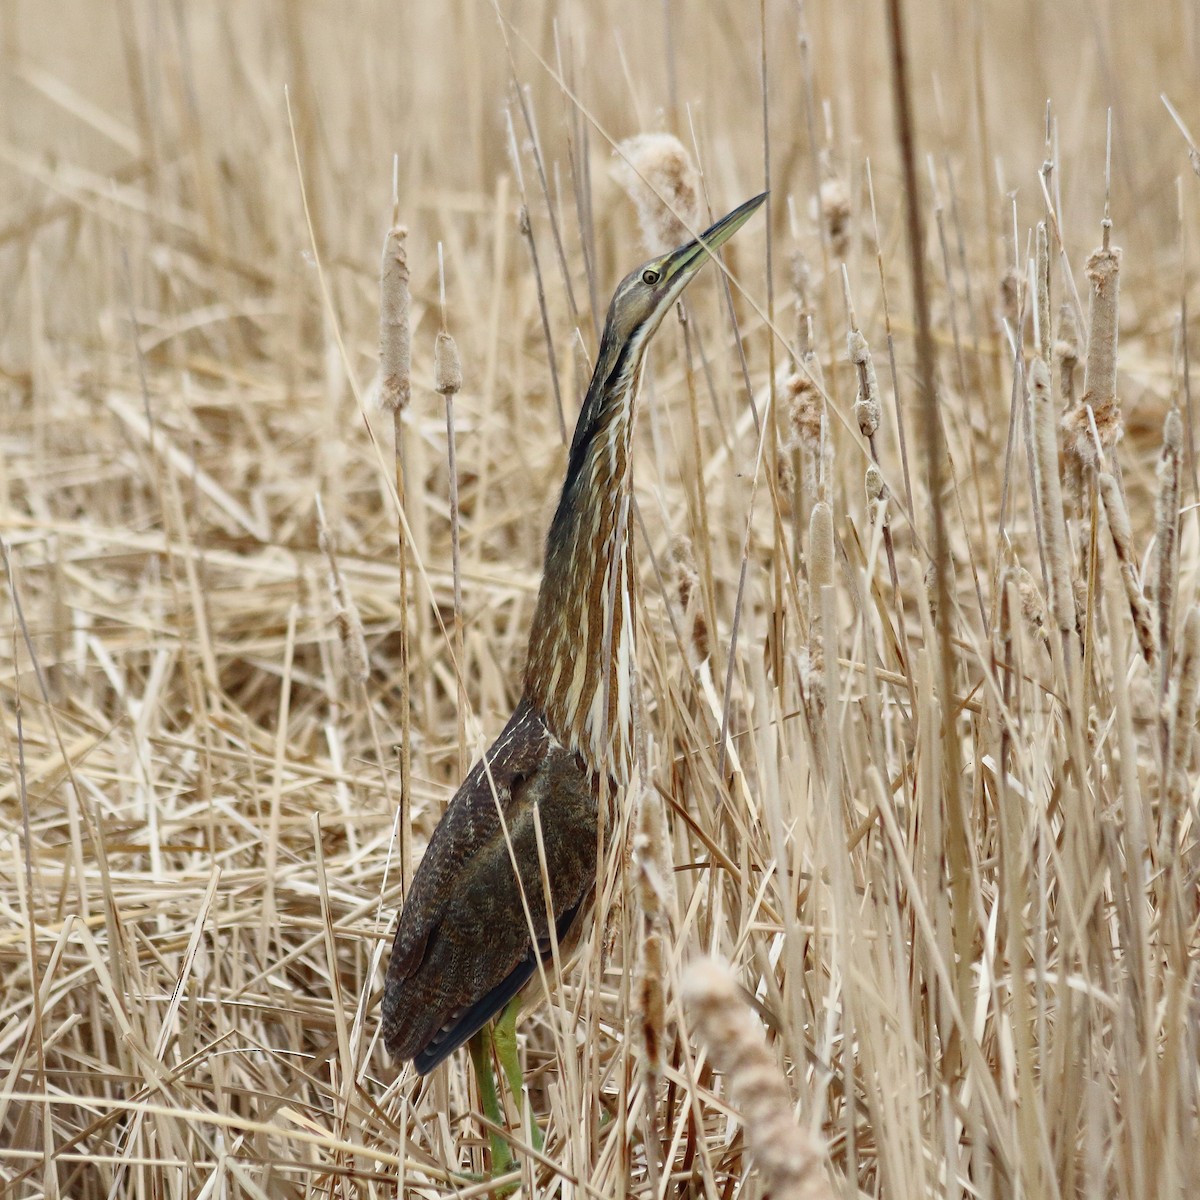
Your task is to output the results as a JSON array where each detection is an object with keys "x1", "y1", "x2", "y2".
[
  {"x1": 1098, "y1": 469, "x2": 1158, "y2": 673},
  {"x1": 379, "y1": 213, "x2": 413, "y2": 890},
  {"x1": 683, "y1": 959, "x2": 835, "y2": 1200}
]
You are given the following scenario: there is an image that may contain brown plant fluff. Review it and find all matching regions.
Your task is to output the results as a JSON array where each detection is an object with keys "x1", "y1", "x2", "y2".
[
  {"x1": 1098, "y1": 469, "x2": 1158, "y2": 672},
  {"x1": 1065, "y1": 227, "x2": 1123, "y2": 467},
  {"x1": 1151, "y1": 408, "x2": 1184, "y2": 679},
  {"x1": 1029, "y1": 357, "x2": 1075, "y2": 636},
  {"x1": 848, "y1": 328, "x2": 881, "y2": 439},
  {"x1": 786, "y1": 358, "x2": 830, "y2": 504},
  {"x1": 434, "y1": 329, "x2": 462, "y2": 396},
  {"x1": 865, "y1": 463, "x2": 887, "y2": 526},
  {"x1": 671, "y1": 535, "x2": 709, "y2": 666},
  {"x1": 612, "y1": 134, "x2": 701, "y2": 256},
  {"x1": 1016, "y1": 566, "x2": 1049, "y2": 644},
  {"x1": 999, "y1": 265, "x2": 1021, "y2": 332},
  {"x1": 818, "y1": 173, "x2": 851, "y2": 260},
  {"x1": 378, "y1": 225, "x2": 411, "y2": 412},
  {"x1": 683, "y1": 959, "x2": 836, "y2": 1200}
]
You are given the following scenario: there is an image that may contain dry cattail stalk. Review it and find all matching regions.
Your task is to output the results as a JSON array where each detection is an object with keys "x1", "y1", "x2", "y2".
[
  {"x1": 612, "y1": 133, "x2": 701, "y2": 255},
  {"x1": 848, "y1": 327, "x2": 881, "y2": 440},
  {"x1": 1066, "y1": 224, "x2": 1123, "y2": 465},
  {"x1": 683, "y1": 959, "x2": 835, "y2": 1200},
  {"x1": 1098, "y1": 469, "x2": 1157, "y2": 672},
  {"x1": 378, "y1": 225, "x2": 411, "y2": 413},
  {"x1": 1151, "y1": 408, "x2": 1184, "y2": 682},
  {"x1": 318, "y1": 517, "x2": 369, "y2": 685},
  {"x1": 1029, "y1": 357, "x2": 1075, "y2": 636}
]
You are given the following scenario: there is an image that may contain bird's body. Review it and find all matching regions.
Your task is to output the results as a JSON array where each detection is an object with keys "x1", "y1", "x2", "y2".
[{"x1": 382, "y1": 193, "x2": 766, "y2": 1101}]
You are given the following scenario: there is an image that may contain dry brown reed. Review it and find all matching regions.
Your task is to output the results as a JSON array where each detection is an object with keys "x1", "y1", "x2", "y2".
[{"x1": 3, "y1": 4, "x2": 1199, "y2": 1198}]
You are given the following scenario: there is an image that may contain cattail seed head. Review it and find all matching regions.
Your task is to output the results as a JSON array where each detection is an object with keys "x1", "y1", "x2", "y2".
[
  {"x1": 808, "y1": 501, "x2": 834, "y2": 596},
  {"x1": 786, "y1": 357, "x2": 830, "y2": 503},
  {"x1": 378, "y1": 224, "x2": 411, "y2": 413},
  {"x1": 1078, "y1": 232, "x2": 1123, "y2": 455},
  {"x1": 434, "y1": 330, "x2": 462, "y2": 396},
  {"x1": 612, "y1": 133, "x2": 701, "y2": 255},
  {"x1": 848, "y1": 328, "x2": 881, "y2": 439},
  {"x1": 683, "y1": 959, "x2": 835, "y2": 1200},
  {"x1": 635, "y1": 931, "x2": 666, "y2": 1077}
]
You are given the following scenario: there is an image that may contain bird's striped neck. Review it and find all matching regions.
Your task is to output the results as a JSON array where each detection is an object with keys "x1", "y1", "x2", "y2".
[{"x1": 523, "y1": 331, "x2": 652, "y2": 787}]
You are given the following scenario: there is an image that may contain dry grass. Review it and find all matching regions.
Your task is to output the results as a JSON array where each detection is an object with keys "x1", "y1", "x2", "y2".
[{"x1": 3, "y1": 1, "x2": 1200, "y2": 1196}]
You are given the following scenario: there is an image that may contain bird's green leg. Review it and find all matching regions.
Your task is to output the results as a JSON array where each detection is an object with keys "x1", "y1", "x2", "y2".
[
  {"x1": 493, "y1": 998, "x2": 544, "y2": 1153},
  {"x1": 468, "y1": 1027, "x2": 513, "y2": 1179}
]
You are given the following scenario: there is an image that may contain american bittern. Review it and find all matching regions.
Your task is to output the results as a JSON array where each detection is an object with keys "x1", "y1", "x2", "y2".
[{"x1": 382, "y1": 191, "x2": 766, "y2": 1173}]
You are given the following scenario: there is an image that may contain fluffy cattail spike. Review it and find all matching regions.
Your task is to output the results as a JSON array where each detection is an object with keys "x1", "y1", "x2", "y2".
[
  {"x1": 612, "y1": 133, "x2": 701, "y2": 255},
  {"x1": 378, "y1": 225, "x2": 411, "y2": 413},
  {"x1": 683, "y1": 959, "x2": 836, "y2": 1200}
]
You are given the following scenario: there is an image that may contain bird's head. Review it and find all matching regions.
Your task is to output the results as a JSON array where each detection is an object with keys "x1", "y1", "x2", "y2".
[
  {"x1": 591, "y1": 191, "x2": 768, "y2": 387},
  {"x1": 604, "y1": 191, "x2": 769, "y2": 344}
]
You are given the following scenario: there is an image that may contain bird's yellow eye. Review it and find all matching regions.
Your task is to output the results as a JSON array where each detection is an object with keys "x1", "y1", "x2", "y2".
[{"x1": 641, "y1": 268, "x2": 660, "y2": 286}]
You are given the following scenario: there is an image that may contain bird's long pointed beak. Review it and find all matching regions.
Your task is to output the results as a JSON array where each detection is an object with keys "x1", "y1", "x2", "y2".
[{"x1": 662, "y1": 191, "x2": 768, "y2": 283}]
